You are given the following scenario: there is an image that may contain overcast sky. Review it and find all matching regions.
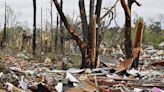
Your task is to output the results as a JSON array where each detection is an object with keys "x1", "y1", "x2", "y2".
[{"x1": 0, "y1": 0, "x2": 164, "y2": 29}]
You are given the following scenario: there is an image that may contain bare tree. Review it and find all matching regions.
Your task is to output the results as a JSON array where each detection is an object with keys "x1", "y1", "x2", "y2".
[
  {"x1": 32, "y1": 0, "x2": 36, "y2": 55},
  {"x1": 55, "y1": 14, "x2": 59, "y2": 52},
  {"x1": 121, "y1": 0, "x2": 141, "y2": 59},
  {"x1": 60, "y1": 0, "x2": 65, "y2": 54},
  {"x1": 53, "y1": 0, "x2": 118, "y2": 68},
  {"x1": 50, "y1": 0, "x2": 53, "y2": 52}
]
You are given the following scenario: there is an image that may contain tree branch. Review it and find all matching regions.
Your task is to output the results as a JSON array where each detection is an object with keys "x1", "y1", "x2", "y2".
[
  {"x1": 132, "y1": 0, "x2": 142, "y2": 6},
  {"x1": 100, "y1": 0, "x2": 119, "y2": 20},
  {"x1": 79, "y1": 0, "x2": 89, "y2": 43},
  {"x1": 52, "y1": 0, "x2": 87, "y2": 49},
  {"x1": 95, "y1": 0, "x2": 102, "y2": 24}
]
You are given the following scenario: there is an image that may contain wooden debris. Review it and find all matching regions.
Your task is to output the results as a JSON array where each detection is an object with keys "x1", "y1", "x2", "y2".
[
  {"x1": 0, "y1": 89, "x2": 7, "y2": 92},
  {"x1": 66, "y1": 80, "x2": 106, "y2": 92},
  {"x1": 117, "y1": 58, "x2": 133, "y2": 72},
  {"x1": 151, "y1": 60, "x2": 164, "y2": 66}
]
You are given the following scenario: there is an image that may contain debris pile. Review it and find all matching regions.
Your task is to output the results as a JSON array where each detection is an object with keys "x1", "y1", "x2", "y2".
[{"x1": 0, "y1": 44, "x2": 164, "y2": 92}]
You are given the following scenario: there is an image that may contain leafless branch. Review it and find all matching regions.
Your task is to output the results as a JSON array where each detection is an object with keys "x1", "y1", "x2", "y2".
[{"x1": 100, "y1": 0, "x2": 119, "y2": 20}]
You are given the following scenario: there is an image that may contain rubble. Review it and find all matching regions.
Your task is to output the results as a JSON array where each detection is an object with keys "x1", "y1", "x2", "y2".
[
  {"x1": 159, "y1": 41, "x2": 164, "y2": 47},
  {"x1": 0, "y1": 44, "x2": 164, "y2": 92}
]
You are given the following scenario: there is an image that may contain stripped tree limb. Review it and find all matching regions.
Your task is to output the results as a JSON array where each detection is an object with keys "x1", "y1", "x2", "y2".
[
  {"x1": 95, "y1": 0, "x2": 102, "y2": 24},
  {"x1": 88, "y1": 0, "x2": 95, "y2": 46},
  {"x1": 133, "y1": 21, "x2": 144, "y2": 48},
  {"x1": 91, "y1": 16, "x2": 97, "y2": 65},
  {"x1": 95, "y1": 0, "x2": 102, "y2": 68},
  {"x1": 131, "y1": 20, "x2": 144, "y2": 68},
  {"x1": 52, "y1": 0, "x2": 87, "y2": 49}
]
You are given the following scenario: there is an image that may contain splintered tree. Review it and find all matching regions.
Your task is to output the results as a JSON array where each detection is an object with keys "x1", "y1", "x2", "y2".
[
  {"x1": 53, "y1": 0, "x2": 118, "y2": 68},
  {"x1": 121, "y1": 0, "x2": 141, "y2": 59},
  {"x1": 78, "y1": 0, "x2": 102, "y2": 68},
  {"x1": 32, "y1": 0, "x2": 36, "y2": 55}
]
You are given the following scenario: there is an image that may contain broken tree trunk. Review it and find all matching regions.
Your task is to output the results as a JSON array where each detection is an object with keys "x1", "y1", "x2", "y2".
[
  {"x1": 60, "y1": 0, "x2": 65, "y2": 54},
  {"x1": 133, "y1": 21, "x2": 144, "y2": 48},
  {"x1": 118, "y1": 20, "x2": 144, "y2": 71},
  {"x1": 53, "y1": 0, "x2": 89, "y2": 69},
  {"x1": 121, "y1": 0, "x2": 141, "y2": 59},
  {"x1": 91, "y1": 16, "x2": 97, "y2": 66},
  {"x1": 79, "y1": 0, "x2": 89, "y2": 44},
  {"x1": 89, "y1": 0, "x2": 95, "y2": 47},
  {"x1": 121, "y1": 0, "x2": 132, "y2": 59},
  {"x1": 50, "y1": 0, "x2": 53, "y2": 52},
  {"x1": 53, "y1": 0, "x2": 101, "y2": 68},
  {"x1": 95, "y1": 0, "x2": 102, "y2": 68},
  {"x1": 55, "y1": 14, "x2": 59, "y2": 52},
  {"x1": 32, "y1": 0, "x2": 36, "y2": 55},
  {"x1": 131, "y1": 20, "x2": 144, "y2": 68}
]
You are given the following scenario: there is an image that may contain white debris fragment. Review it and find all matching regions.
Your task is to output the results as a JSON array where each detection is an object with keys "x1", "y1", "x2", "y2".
[
  {"x1": 127, "y1": 68, "x2": 140, "y2": 76},
  {"x1": 5, "y1": 82, "x2": 14, "y2": 92},
  {"x1": 0, "y1": 72, "x2": 4, "y2": 77},
  {"x1": 25, "y1": 70, "x2": 35, "y2": 75},
  {"x1": 159, "y1": 41, "x2": 164, "y2": 47},
  {"x1": 67, "y1": 68, "x2": 85, "y2": 74},
  {"x1": 55, "y1": 82, "x2": 63, "y2": 92},
  {"x1": 19, "y1": 76, "x2": 28, "y2": 91},
  {"x1": 44, "y1": 57, "x2": 51, "y2": 64},
  {"x1": 133, "y1": 88, "x2": 143, "y2": 92},
  {"x1": 10, "y1": 66, "x2": 22, "y2": 72},
  {"x1": 156, "y1": 50, "x2": 164, "y2": 55},
  {"x1": 17, "y1": 53, "x2": 29, "y2": 59},
  {"x1": 66, "y1": 71, "x2": 79, "y2": 86}
]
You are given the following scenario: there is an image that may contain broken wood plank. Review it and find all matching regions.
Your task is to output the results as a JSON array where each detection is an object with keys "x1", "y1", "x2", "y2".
[
  {"x1": 151, "y1": 60, "x2": 164, "y2": 66},
  {"x1": 89, "y1": 76, "x2": 137, "y2": 82}
]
